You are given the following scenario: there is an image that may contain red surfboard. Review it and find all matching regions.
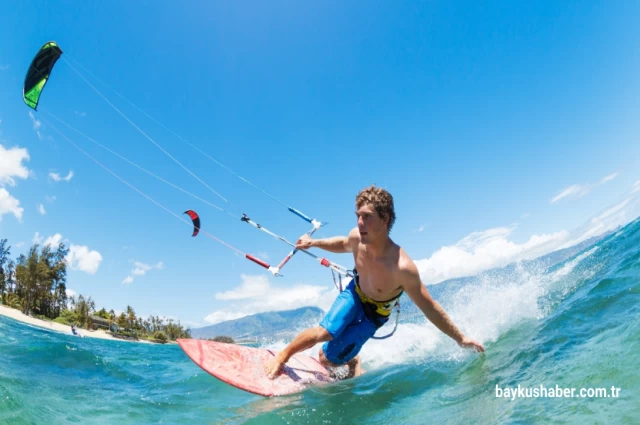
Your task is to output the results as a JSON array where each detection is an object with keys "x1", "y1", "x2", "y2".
[{"x1": 177, "y1": 339, "x2": 335, "y2": 397}]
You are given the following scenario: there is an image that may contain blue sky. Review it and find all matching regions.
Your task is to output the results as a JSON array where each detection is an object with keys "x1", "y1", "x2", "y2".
[{"x1": 1, "y1": 1, "x2": 640, "y2": 328}]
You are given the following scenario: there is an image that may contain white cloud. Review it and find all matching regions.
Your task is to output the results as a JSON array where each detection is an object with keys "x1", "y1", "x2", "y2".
[
  {"x1": 28, "y1": 111, "x2": 42, "y2": 140},
  {"x1": 204, "y1": 274, "x2": 336, "y2": 324},
  {"x1": 0, "y1": 188, "x2": 23, "y2": 222},
  {"x1": 45, "y1": 196, "x2": 56, "y2": 203},
  {"x1": 74, "y1": 111, "x2": 87, "y2": 117},
  {"x1": 0, "y1": 145, "x2": 31, "y2": 187},
  {"x1": 557, "y1": 183, "x2": 640, "y2": 249},
  {"x1": 15, "y1": 242, "x2": 25, "y2": 248},
  {"x1": 600, "y1": 173, "x2": 619, "y2": 184},
  {"x1": 132, "y1": 261, "x2": 164, "y2": 276},
  {"x1": 38, "y1": 204, "x2": 46, "y2": 215},
  {"x1": 415, "y1": 226, "x2": 570, "y2": 285},
  {"x1": 31, "y1": 232, "x2": 102, "y2": 274},
  {"x1": 0, "y1": 146, "x2": 28, "y2": 219},
  {"x1": 203, "y1": 311, "x2": 251, "y2": 325},
  {"x1": 550, "y1": 184, "x2": 592, "y2": 204},
  {"x1": 122, "y1": 260, "x2": 164, "y2": 284},
  {"x1": 215, "y1": 274, "x2": 271, "y2": 300},
  {"x1": 48, "y1": 170, "x2": 74, "y2": 183},
  {"x1": 66, "y1": 245, "x2": 103, "y2": 274},
  {"x1": 595, "y1": 197, "x2": 627, "y2": 217},
  {"x1": 179, "y1": 319, "x2": 207, "y2": 329},
  {"x1": 551, "y1": 172, "x2": 619, "y2": 204},
  {"x1": 43, "y1": 233, "x2": 63, "y2": 248},
  {"x1": 417, "y1": 224, "x2": 428, "y2": 232},
  {"x1": 416, "y1": 179, "x2": 640, "y2": 286}
]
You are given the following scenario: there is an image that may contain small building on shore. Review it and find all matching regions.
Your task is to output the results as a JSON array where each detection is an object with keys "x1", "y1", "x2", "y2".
[{"x1": 90, "y1": 315, "x2": 115, "y2": 331}]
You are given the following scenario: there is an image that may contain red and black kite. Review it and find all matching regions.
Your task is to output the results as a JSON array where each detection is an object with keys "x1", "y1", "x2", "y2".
[{"x1": 183, "y1": 210, "x2": 200, "y2": 237}]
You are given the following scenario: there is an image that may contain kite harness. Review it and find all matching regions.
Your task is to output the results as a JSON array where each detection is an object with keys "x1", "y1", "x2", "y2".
[{"x1": 331, "y1": 268, "x2": 400, "y2": 340}]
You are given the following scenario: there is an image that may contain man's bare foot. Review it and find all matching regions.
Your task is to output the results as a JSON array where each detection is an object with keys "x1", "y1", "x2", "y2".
[
  {"x1": 264, "y1": 352, "x2": 287, "y2": 379},
  {"x1": 351, "y1": 362, "x2": 365, "y2": 378},
  {"x1": 354, "y1": 365, "x2": 366, "y2": 377},
  {"x1": 346, "y1": 355, "x2": 365, "y2": 379}
]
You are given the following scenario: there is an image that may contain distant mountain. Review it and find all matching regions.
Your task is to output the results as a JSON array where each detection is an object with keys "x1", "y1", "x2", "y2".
[{"x1": 190, "y1": 306, "x2": 325, "y2": 340}]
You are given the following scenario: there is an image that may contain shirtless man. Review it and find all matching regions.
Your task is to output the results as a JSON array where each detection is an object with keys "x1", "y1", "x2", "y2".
[{"x1": 264, "y1": 185, "x2": 485, "y2": 379}]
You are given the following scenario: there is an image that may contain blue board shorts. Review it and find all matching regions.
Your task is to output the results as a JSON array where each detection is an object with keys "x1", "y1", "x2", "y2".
[{"x1": 320, "y1": 279, "x2": 388, "y2": 365}]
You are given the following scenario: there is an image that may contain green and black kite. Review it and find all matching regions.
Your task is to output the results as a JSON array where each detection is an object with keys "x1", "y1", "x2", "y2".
[{"x1": 23, "y1": 41, "x2": 63, "y2": 110}]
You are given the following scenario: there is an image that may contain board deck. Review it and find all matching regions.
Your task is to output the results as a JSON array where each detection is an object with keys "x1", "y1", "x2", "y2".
[{"x1": 177, "y1": 339, "x2": 335, "y2": 397}]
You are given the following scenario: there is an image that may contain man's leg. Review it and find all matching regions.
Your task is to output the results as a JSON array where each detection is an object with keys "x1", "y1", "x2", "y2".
[
  {"x1": 319, "y1": 347, "x2": 364, "y2": 379},
  {"x1": 264, "y1": 326, "x2": 332, "y2": 379},
  {"x1": 346, "y1": 355, "x2": 362, "y2": 378},
  {"x1": 265, "y1": 279, "x2": 359, "y2": 379}
]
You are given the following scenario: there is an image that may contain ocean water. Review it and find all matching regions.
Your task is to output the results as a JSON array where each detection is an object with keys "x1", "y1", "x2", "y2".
[{"x1": 1, "y1": 219, "x2": 640, "y2": 424}]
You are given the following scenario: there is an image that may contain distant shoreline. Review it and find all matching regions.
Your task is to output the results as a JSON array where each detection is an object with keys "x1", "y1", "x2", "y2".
[{"x1": 0, "y1": 304, "x2": 157, "y2": 344}]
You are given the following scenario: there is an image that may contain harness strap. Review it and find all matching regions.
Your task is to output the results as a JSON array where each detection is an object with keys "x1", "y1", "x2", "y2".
[
  {"x1": 331, "y1": 269, "x2": 343, "y2": 292},
  {"x1": 371, "y1": 301, "x2": 400, "y2": 340},
  {"x1": 337, "y1": 268, "x2": 401, "y2": 339}
]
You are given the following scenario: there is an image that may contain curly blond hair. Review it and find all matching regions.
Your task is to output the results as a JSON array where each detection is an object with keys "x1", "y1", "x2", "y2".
[{"x1": 355, "y1": 185, "x2": 396, "y2": 233}]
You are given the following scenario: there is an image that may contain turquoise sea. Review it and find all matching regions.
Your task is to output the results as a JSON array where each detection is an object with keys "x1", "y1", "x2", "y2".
[{"x1": 1, "y1": 218, "x2": 639, "y2": 424}]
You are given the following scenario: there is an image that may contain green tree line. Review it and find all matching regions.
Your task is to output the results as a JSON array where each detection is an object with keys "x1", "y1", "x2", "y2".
[{"x1": 0, "y1": 239, "x2": 190, "y2": 342}]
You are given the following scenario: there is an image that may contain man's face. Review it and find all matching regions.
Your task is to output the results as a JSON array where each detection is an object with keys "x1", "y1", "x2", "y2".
[{"x1": 356, "y1": 203, "x2": 387, "y2": 244}]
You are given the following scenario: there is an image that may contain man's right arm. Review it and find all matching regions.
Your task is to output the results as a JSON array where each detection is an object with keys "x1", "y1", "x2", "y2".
[{"x1": 299, "y1": 228, "x2": 359, "y2": 253}]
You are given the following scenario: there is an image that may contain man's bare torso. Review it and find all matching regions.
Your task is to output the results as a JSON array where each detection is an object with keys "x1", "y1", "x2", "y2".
[{"x1": 351, "y1": 241, "x2": 406, "y2": 302}]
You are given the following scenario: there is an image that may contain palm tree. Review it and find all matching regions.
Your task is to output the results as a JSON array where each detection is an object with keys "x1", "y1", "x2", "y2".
[
  {"x1": 125, "y1": 305, "x2": 136, "y2": 331},
  {"x1": 15, "y1": 246, "x2": 47, "y2": 315},
  {"x1": 5, "y1": 259, "x2": 15, "y2": 296},
  {"x1": 73, "y1": 295, "x2": 96, "y2": 329},
  {"x1": 49, "y1": 243, "x2": 69, "y2": 318},
  {"x1": 117, "y1": 313, "x2": 128, "y2": 330},
  {"x1": 0, "y1": 239, "x2": 11, "y2": 304}
]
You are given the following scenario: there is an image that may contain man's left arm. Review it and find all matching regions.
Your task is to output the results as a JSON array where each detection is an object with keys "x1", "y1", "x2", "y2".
[{"x1": 401, "y1": 263, "x2": 485, "y2": 352}]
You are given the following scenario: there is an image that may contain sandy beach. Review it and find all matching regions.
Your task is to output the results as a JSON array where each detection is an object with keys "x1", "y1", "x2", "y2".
[{"x1": 0, "y1": 304, "x2": 154, "y2": 344}]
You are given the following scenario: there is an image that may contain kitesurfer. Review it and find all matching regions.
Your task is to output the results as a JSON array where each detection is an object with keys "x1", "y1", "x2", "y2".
[{"x1": 265, "y1": 185, "x2": 485, "y2": 379}]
